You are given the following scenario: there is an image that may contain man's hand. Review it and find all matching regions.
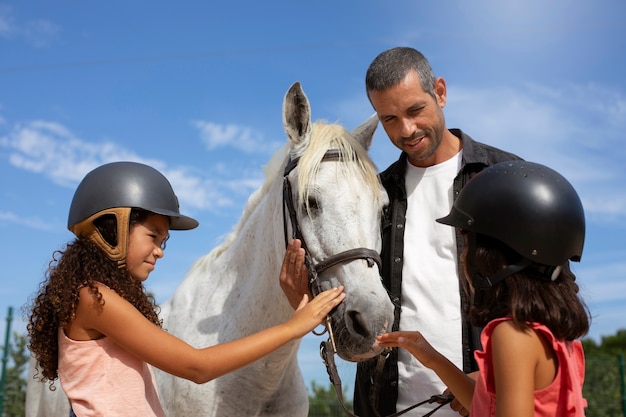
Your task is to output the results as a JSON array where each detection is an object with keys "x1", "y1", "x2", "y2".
[{"x1": 279, "y1": 239, "x2": 312, "y2": 309}]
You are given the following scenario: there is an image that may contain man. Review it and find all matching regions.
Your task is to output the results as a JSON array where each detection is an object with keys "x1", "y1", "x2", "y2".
[{"x1": 281, "y1": 47, "x2": 522, "y2": 416}]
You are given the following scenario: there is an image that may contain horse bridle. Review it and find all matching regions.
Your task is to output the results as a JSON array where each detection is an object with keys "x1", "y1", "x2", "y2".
[
  {"x1": 282, "y1": 149, "x2": 381, "y2": 349},
  {"x1": 282, "y1": 149, "x2": 382, "y2": 297},
  {"x1": 282, "y1": 150, "x2": 453, "y2": 417}
]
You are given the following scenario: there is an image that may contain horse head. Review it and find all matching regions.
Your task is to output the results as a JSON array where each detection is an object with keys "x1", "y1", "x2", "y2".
[{"x1": 282, "y1": 81, "x2": 394, "y2": 361}]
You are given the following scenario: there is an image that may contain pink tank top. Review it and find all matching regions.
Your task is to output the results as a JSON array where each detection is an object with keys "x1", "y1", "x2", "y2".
[
  {"x1": 471, "y1": 318, "x2": 587, "y2": 417},
  {"x1": 58, "y1": 327, "x2": 166, "y2": 417}
]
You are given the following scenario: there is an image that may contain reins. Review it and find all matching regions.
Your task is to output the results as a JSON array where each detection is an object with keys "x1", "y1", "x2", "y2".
[{"x1": 320, "y1": 339, "x2": 453, "y2": 417}]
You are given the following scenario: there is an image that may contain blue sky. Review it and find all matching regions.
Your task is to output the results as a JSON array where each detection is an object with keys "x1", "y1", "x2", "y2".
[{"x1": 1, "y1": 0, "x2": 625, "y2": 392}]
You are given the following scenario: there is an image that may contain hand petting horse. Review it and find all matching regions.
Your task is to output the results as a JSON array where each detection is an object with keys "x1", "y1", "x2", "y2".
[{"x1": 25, "y1": 82, "x2": 393, "y2": 417}]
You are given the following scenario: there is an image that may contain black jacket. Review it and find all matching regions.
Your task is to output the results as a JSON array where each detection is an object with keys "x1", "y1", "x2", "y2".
[{"x1": 354, "y1": 129, "x2": 522, "y2": 416}]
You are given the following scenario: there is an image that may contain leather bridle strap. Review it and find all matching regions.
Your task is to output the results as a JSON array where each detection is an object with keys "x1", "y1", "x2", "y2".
[
  {"x1": 320, "y1": 340, "x2": 453, "y2": 417},
  {"x1": 314, "y1": 248, "x2": 381, "y2": 277}
]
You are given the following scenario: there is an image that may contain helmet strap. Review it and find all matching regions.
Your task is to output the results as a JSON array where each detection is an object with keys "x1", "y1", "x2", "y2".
[
  {"x1": 69, "y1": 207, "x2": 131, "y2": 269},
  {"x1": 466, "y1": 232, "x2": 533, "y2": 290},
  {"x1": 474, "y1": 258, "x2": 532, "y2": 290}
]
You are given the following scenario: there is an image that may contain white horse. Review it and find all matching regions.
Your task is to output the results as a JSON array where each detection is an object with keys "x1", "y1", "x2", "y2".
[{"x1": 26, "y1": 81, "x2": 394, "y2": 416}]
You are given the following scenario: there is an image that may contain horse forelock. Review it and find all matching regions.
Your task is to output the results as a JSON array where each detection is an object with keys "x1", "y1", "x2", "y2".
[{"x1": 296, "y1": 121, "x2": 380, "y2": 212}]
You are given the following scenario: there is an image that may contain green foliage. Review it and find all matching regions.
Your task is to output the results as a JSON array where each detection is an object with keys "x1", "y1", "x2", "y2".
[
  {"x1": 1, "y1": 332, "x2": 29, "y2": 417},
  {"x1": 583, "y1": 353, "x2": 623, "y2": 417},
  {"x1": 598, "y1": 330, "x2": 626, "y2": 355},
  {"x1": 308, "y1": 380, "x2": 352, "y2": 417},
  {"x1": 581, "y1": 329, "x2": 626, "y2": 417},
  {"x1": 583, "y1": 329, "x2": 626, "y2": 355}
]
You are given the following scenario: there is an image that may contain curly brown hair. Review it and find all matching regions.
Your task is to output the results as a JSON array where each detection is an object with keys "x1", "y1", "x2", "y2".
[
  {"x1": 26, "y1": 209, "x2": 162, "y2": 386},
  {"x1": 466, "y1": 233, "x2": 591, "y2": 341}
]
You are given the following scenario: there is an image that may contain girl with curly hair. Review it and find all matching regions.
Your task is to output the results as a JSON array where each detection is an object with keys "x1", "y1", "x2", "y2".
[{"x1": 27, "y1": 161, "x2": 344, "y2": 417}]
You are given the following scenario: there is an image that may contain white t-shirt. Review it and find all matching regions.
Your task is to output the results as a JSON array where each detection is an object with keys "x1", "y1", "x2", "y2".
[{"x1": 396, "y1": 151, "x2": 464, "y2": 417}]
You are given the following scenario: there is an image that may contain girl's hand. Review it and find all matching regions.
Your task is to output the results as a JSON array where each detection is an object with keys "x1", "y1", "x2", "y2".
[
  {"x1": 377, "y1": 332, "x2": 472, "y2": 415},
  {"x1": 286, "y1": 286, "x2": 345, "y2": 338},
  {"x1": 376, "y1": 331, "x2": 441, "y2": 369},
  {"x1": 378, "y1": 332, "x2": 475, "y2": 412},
  {"x1": 279, "y1": 239, "x2": 312, "y2": 309}
]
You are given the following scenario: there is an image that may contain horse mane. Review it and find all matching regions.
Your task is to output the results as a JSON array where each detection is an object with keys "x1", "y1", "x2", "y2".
[
  {"x1": 296, "y1": 121, "x2": 380, "y2": 214},
  {"x1": 207, "y1": 120, "x2": 379, "y2": 258}
]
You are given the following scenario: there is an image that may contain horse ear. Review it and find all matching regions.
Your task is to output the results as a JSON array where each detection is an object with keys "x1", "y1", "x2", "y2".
[
  {"x1": 352, "y1": 113, "x2": 379, "y2": 151},
  {"x1": 282, "y1": 81, "x2": 312, "y2": 148}
]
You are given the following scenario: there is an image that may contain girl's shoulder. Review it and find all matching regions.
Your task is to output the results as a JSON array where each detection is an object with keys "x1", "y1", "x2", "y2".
[
  {"x1": 484, "y1": 318, "x2": 548, "y2": 351},
  {"x1": 489, "y1": 319, "x2": 530, "y2": 342},
  {"x1": 77, "y1": 281, "x2": 117, "y2": 300},
  {"x1": 71, "y1": 283, "x2": 117, "y2": 341}
]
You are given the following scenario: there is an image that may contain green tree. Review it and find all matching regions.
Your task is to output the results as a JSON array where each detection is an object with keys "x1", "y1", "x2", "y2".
[
  {"x1": 1, "y1": 332, "x2": 29, "y2": 417},
  {"x1": 582, "y1": 329, "x2": 626, "y2": 417},
  {"x1": 308, "y1": 380, "x2": 351, "y2": 417}
]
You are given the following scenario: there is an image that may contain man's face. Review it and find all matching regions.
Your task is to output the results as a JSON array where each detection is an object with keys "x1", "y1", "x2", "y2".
[{"x1": 369, "y1": 70, "x2": 448, "y2": 167}]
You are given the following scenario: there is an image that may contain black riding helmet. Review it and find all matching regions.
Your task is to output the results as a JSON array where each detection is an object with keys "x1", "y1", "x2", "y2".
[
  {"x1": 68, "y1": 161, "x2": 198, "y2": 266},
  {"x1": 437, "y1": 160, "x2": 585, "y2": 289}
]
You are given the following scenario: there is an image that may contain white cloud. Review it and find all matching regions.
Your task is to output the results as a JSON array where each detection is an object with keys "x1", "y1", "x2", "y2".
[
  {"x1": 0, "y1": 211, "x2": 55, "y2": 231},
  {"x1": 0, "y1": 5, "x2": 15, "y2": 38},
  {"x1": 192, "y1": 120, "x2": 281, "y2": 153},
  {"x1": 22, "y1": 18, "x2": 60, "y2": 47},
  {"x1": 1, "y1": 120, "x2": 141, "y2": 186},
  {"x1": 0, "y1": 5, "x2": 59, "y2": 47},
  {"x1": 159, "y1": 166, "x2": 238, "y2": 210},
  {"x1": 444, "y1": 83, "x2": 626, "y2": 223},
  {"x1": 578, "y1": 259, "x2": 626, "y2": 304},
  {"x1": 0, "y1": 119, "x2": 262, "y2": 213}
]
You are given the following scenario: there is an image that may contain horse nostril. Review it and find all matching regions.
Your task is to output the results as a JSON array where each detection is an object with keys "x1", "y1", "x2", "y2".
[{"x1": 348, "y1": 310, "x2": 371, "y2": 338}]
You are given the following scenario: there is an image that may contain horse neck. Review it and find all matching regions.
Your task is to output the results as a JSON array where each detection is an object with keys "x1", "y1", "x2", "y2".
[
  {"x1": 232, "y1": 173, "x2": 284, "y2": 257},
  {"x1": 216, "y1": 173, "x2": 293, "y2": 319}
]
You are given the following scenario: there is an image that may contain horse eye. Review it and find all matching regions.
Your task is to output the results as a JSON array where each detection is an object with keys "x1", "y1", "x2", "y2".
[{"x1": 306, "y1": 197, "x2": 320, "y2": 211}]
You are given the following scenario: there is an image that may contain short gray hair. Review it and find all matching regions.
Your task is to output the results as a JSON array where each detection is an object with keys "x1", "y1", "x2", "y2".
[{"x1": 365, "y1": 47, "x2": 436, "y2": 100}]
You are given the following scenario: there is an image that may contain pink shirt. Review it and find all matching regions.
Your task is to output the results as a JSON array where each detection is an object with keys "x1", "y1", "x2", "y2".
[
  {"x1": 471, "y1": 318, "x2": 587, "y2": 417},
  {"x1": 58, "y1": 327, "x2": 166, "y2": 417}
]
